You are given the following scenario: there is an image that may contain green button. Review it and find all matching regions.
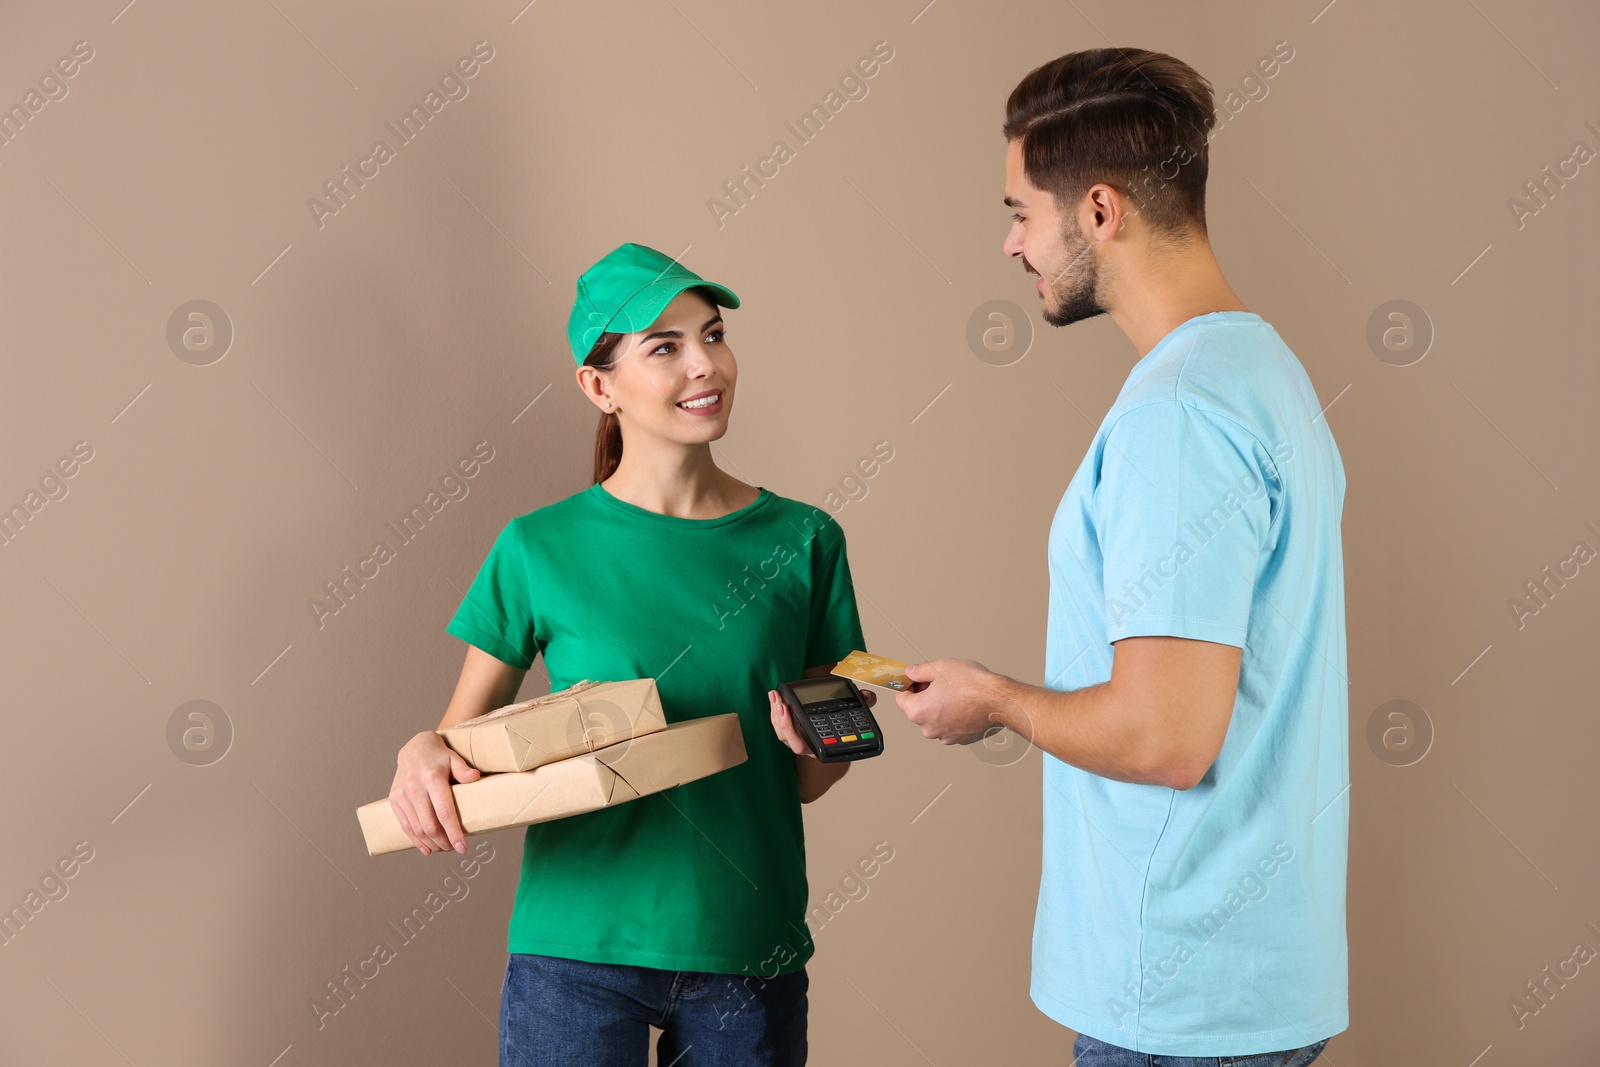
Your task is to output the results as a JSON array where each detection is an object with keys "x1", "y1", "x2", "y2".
[{"x1": 861, "y1": 732, "x2": 875, "y2": 739}]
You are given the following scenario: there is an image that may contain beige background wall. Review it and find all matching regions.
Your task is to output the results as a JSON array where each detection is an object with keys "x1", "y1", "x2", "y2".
[{"x1": 3, "y1": 0, "x2": 1598, "y2": 1064}]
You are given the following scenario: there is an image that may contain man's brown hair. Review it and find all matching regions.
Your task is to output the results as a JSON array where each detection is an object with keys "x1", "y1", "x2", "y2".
[{"x1": 1004, "y1": 48, "x2": 1216, "y2": 239}]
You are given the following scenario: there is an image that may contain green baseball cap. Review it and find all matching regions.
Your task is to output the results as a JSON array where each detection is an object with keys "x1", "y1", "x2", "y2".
[{"x1": 567, "y1": 242, "x2": 741, "y2": 365}]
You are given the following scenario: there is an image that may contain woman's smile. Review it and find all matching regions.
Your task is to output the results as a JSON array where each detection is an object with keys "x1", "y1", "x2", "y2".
[{"x1": 675, "y1": 388, "x2": 724, "y2": 415}]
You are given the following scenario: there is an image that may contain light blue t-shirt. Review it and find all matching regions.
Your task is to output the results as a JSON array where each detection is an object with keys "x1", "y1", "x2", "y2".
[{"x1": 1031, "y1": 310, "x2": 1349, "y2": 1056}]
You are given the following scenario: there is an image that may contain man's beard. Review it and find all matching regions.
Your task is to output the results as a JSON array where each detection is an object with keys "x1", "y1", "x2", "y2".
[{"x1": 1040, "y1": 215, "x2": 1107, "y2": 328}]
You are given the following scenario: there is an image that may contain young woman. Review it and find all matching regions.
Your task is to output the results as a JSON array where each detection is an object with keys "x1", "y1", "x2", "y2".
[{"x1": 388, "y1": 242, "x2": 875, "y2": 1067}]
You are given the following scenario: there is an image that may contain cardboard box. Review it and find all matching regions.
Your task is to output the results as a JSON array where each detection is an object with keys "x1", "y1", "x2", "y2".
[
  {"x1": 438, "y1": 678, "x2": 667, "y2": 773},
  {"x1": 358, "y1": 713, "x2": 747, "y2": 856}
]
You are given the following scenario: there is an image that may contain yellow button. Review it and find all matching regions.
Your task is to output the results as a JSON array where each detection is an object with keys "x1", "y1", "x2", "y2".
[{"x1": 841, "y1": 734, "x2": 858, "y2": 742}]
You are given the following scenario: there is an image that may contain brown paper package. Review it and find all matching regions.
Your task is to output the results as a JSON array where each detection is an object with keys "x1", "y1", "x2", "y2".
[
  {"x1": 437, "y1": 678, "x2": 667, "y2": 773},
  {"x1": 357, "y1": 713, "x2": 748, "y2": 856}
]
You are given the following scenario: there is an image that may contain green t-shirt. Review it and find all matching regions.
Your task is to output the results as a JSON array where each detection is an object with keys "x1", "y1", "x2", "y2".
[{"x1": 445, "y1": 482, "x2": 865, "y2": 976}]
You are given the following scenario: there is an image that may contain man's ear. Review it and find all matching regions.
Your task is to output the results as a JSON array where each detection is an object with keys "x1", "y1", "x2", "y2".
[{"x1": 1085, "y1": 183, "x2": 1126, "y2": 240}]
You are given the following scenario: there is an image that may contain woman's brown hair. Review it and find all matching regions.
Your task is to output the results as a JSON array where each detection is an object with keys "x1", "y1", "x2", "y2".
[
  {"x1": 583, "y1": 285, "x2": 723, "y2": 484},
  {"x1": 1003, "y1": 48, "x2": 1216, "y2": 239}
]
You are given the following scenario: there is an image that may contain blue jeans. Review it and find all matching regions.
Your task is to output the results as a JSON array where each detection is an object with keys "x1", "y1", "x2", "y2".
[
  {"x1": 499, "y1": 952, "x2": 808, "y2": 1066},
  {"x1": 1073, "y1": 1032, "x2": 1330, "y2": 1066}
]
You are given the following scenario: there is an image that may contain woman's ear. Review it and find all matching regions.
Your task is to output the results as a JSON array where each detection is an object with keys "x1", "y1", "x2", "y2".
[{"x1": 575, "y1": 365, "x2": 614, "y2": 412}]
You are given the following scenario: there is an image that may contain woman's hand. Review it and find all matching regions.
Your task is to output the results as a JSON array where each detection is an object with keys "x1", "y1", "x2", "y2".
[
  {"x1": 767, "y1": 687, "x2": 877, "y2": 758},
  {"x1": 389, "y1": 730, "x2": 483, "y2": 855}
]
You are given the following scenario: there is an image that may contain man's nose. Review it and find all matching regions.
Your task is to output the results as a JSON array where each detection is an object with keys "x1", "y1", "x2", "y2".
[{"x1": 1003, "y1": 224, "x2": 1025, "y2": 258}]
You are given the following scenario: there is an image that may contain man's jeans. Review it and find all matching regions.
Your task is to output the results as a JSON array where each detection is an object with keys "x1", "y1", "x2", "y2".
[
  {"x1": 498, "y1": 952, "x2": 808, "y2": 1067},
  {"x1": 1073, "y1": 1032, "x2": 1331, "y2": 1066}
]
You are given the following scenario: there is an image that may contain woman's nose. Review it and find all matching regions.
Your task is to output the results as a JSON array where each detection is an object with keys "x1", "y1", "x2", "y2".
[{"x1": 683, "y1": 346, "x2": 714, "y2": 376}]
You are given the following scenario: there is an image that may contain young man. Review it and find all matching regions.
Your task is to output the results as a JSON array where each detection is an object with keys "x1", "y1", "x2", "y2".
[{"x1": 893, "y1": 48, "x2": 1348, "y2": 1064}]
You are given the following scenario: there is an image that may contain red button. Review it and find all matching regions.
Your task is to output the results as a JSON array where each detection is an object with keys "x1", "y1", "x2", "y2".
[{"x1": 822, "y1": 737, "x2": 837, "y2": 744}]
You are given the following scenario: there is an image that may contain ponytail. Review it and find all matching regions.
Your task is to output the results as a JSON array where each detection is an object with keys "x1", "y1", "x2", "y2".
[{"x1": 593, "y1": 409, "x2": 623, "y2": 484}]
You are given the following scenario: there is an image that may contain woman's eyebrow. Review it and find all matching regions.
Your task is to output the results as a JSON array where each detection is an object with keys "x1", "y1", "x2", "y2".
[{"x1": 637, "y1": 315, "x2": 724, "y2": 346}]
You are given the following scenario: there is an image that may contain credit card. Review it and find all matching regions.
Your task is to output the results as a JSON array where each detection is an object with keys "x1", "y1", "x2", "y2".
[{"x1": 832, "y1": 650, "x2": 911, "y2": 691}]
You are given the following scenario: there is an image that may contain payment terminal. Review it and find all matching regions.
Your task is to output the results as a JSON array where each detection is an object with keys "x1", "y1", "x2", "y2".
[{"x1": 776, "y1": 676, "x2": 884, "y2": 763}]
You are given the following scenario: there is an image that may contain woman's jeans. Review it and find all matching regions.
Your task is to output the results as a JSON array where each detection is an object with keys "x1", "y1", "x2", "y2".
[
  {"x1": 1073, "y1": 1032, "x2": 1331, "y2": 1066},
  {"x1": 499, "y1": 952, "x2": 808, "y2": 1067}
]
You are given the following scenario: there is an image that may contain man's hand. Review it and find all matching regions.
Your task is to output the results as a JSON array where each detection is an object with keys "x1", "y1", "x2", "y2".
[
  {"x1": 892, "y1": 657, "x2": 1011, "y2": 746},
  {"x1": 890, "y1": 638, "x2": 1242, "y2": 788}
]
